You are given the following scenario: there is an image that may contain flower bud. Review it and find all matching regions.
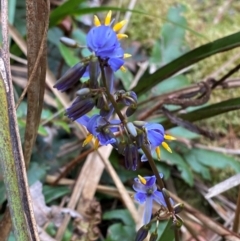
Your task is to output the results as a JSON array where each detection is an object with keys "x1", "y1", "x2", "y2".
[
  {"x1": 66, "y1": 97, "x2": 95, "y2": 120},
  {"x1": 174, "y1": 203, "x2": 184, "y2": 214},
  {"x1": 135, "y1": 132, "x2": 144, "y2": 148},
  {"x1": 173, "y1": 215, "x2": 183, "y2": 229},
  {"x1": 54, "y1": 62, "x2": 87, "y2": 91},
  {"x1": 126, "y1": 91, "x2": 138, "y2": 103},
  {"x1": 89, "y1": 58, "x2": 100, "y2": 88},
  {"x1": 126, "y1": 104, "x2": 137, "y2": 117},
  {"x1": 135, "y1": 224, "x2": 151, "y2": 241},
  {"x1": 126, "y1": 122, "x2": 137, "y2": 137},
  {"x1": 162, "y1": 188, "x2": 170, "y2": 199},
  {"x1": 76, "y1": 88, "x2": 91, "y2": 96},
  {"x1": 133, "y1": 121, "x2": 146, "y2": 127},
  {"x1": 124, "y1": 144, "x2": 138, "y2": 170},
  {"x1": 60, "y1": 37, "x2": 79, "y2": 48},
  {"x1": 104, "y1": 66, "x2": 114, "y2": 93},
  {"x1": 149, "y1": 231, "x2": 158, "y2": 241}
]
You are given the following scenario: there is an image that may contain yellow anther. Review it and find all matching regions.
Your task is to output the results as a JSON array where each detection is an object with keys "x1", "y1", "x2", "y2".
[
  {"x1": 164, "y1": 134, "x2": 176, "y2": 141},
  {"x1": 117, "y1": 33, "x2": 128, "y2": 40},
  {"x1": 105, "y1": 10, "x2": 112, "y2": 25},
  {"x1": 138, "y1": 175, "x2": 147, "y2": 185},
  {"x1": 155, "y1": 146, "x2": 161, "y2": 160},
  {"x1": 82, "y1": 134, "x2": 93, "y2": 147},
  {"x1": 124, "y1": 53, "x2": 132, "y2": 59},
  {"x1": 94, "y1": 15, "x2": 101, "y2": 26},
  {"x1": 113, "y1": 20, "x2": 127, "y2": 32},
  {"x1": 94, "y1": 138, "x2": 100, "y2": 150},
  {"x1": 162, "y1": 142, "x2": 172, "y2": 153},
  {"x1": 120, "y1": 66, "x2": 126, "y2": 72}
]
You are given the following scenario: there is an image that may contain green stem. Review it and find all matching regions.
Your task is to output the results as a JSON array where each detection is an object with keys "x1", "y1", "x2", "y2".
[
  {"x1": 100, "y1": 64, "x2": 126, "y2": 123},
  {"x1": 174, "y1": 228, "x2": 180, "y2": 241}
]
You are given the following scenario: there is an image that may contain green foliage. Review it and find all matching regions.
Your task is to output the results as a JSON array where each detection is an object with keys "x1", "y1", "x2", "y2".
[
  {"x1": 162, "y1": 97, "x2": 240, "y2": 129},
  {"x1": 103, "y1": 209, "x2": 136, "y2": 241},
  {"x1": 157, "y1": 219, "x2": 174, "y2": 241},
  {"x1": 134, "y1": 31, "x2": 240, "y2": 95},
  {"x1": 43, "y1": 185, "x2": 71, "y2": 203}
]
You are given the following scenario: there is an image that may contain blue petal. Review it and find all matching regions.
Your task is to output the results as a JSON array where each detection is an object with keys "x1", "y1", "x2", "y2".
[
  {"x1": 76, "y1": 115, "x2": 90, "y2": 127},
  {"x1": 86, "y1": 114, "x2": 100, "y2": 135},
  {"x1": 108, "y1": 58, "x2": 124, "y2": 71},
  {"x1": 152, "y1": 191, "x2": 167, "y2": 207},
  {"x1": 143, "y1": 197, "x2": 153, "y2": 224},
  {"x1": 87, "y1": 26, "x2": 118, "y2": 56},
  {"x1": 133, "y1": 179, "x2": 147, "y2": 193},
  {"x1": 134, "y1": 192, "x2": 147, "y2": 204},
  {"x1": 141, "y1": 154, "x2": 148, "y2": 162},
  {"x1": 98, "y1": 133, "x2": 116, "y2": 145},
  {"x1": 145, "y1": 123, "x2": 165, "y2": 147},
  {"x1": 146, "y1": 176, "x2": 156, "y2": 187}
]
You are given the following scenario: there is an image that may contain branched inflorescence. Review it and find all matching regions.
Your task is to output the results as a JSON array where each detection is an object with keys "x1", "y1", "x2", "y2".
[{"x1": 54, "y1": 11, "x2": 183, "y2": 240}]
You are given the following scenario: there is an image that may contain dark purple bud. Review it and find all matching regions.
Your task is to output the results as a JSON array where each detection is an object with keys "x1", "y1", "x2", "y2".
[
  {"x1": 124, "y1": 144, "x2": 138, "y2": 171},
  {"x1": 135, "y1": 224, "x2": 151, "y2": 241},
  {"x1": 127, "y1": 91, "x2": 138, "y2": 103},
  {"x1": 174, "y1": 203, "x2": 184, "y2": 214},
  {"x1": 126, "y1": 104, "x2": 137, "y2": 117},
  {"x1": 122, "y1": 91, "x2": 138, "y2": 106},
  {"x1": 60, "y1": 37, "x2": 79, "y2": 48},
  {"x1": 89, "y1": 58, "x2": 100, "y2": 88},
  {"x1": 135, "y1": 132, "x2": 144, "y2": 148},
  {"x1": 54, "y1": 62, "x2": 87, "y2": 92},
  {"x1": 66, "y1": 97, "x2": 94, "y2": 121},
  {"x1": 100, "y1": 104, "x2": 114, "y2": 118},
  {"x1": 104, "y1": 66, "x2": 114, "y2": 93},
  {"x1": 149, "y1": 231, "x2": 158, "y2": 241}
]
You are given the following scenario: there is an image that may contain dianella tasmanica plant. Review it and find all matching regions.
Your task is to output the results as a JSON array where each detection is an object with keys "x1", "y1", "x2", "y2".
[{"x1": 54, "y1": 11, "x2": 184, "y2": 240}]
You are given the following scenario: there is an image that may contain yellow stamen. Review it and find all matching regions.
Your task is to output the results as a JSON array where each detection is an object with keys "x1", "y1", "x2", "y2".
[
  {"x1": 138, "y1": 175, "x2": 147, "y2": 185},
  {"x1": 120, "y1": 66, "x2": 126, "y2": 72},
  {"x1": 162, "y1": 142, "x2": 172, "y2": 153},
  {"x1": 113, "y1": 20, "x2": 127, "y2": 32},
  {"x1": 94, "y1": 139, "x2": 99, "y2": 150},
  {"x1": 105, "y1": 10, "x2": 112, "y2": 25},
  {"x1": 164, "y1": 134, "x2": 176, "y2": 140},
  {"x1": 94, "y1": 15, "x2": 101, "y2": 26},
  {"x1": 82, "y1": 134, "x2": 93, "y2": 147},
  {"x1": 155, "y1": 146, "x2": 161, "y2": 160},
  {"x1": 117, "y1": 33, "x2": 128, "y2": 40},
  {"x1": 124, "y1": 53, "x2": 131, "y2": 59}
]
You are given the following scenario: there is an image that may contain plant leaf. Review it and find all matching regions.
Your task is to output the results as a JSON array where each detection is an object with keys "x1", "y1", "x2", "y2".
[
  {"x1": 162, "y1": 97, "x2": 240, "y2": 129},
  {"x1": 158, "y1": 219, "x2": 174, "y2": 241},
  {"x1": 103, "y1": 209, "x2": 135, "y2": 226},
  {"x1": 134, "y1": 31, "x2": 240, "y2": 95}
]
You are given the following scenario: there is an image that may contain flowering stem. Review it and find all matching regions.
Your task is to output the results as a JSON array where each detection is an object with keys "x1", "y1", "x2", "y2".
[
  {"x1": 141, "y1": 145, "x2": 173, "y2": 212},
  {"x1": 99, "y1": 64, "x2": 126, "y2": 123},
  {"x1": 174, "y1": 228, "x2": 180, "y2": 241}
]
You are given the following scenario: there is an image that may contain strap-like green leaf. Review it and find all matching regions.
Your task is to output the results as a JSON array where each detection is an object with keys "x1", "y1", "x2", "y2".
[
  {"x1": 162, "y1": 97, "x2": 240, "y2": 129},
  {"x1": 133, "y1": 31, "x2": 240, "y2": 95}
]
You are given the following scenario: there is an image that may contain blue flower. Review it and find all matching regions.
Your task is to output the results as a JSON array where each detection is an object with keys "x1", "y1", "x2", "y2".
[
  {"x1": 86, "y1": 11, "x2": 130, "y2": 72},
  {"x1": 133, "y1": 174, "x2": 167, "y2": 224},
  {"x1": 141, "y1": 123, "x2": 175, "y2": 161},
  {"x1": 77, "y1": 114, "x2": 120, "y2": 146}
]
